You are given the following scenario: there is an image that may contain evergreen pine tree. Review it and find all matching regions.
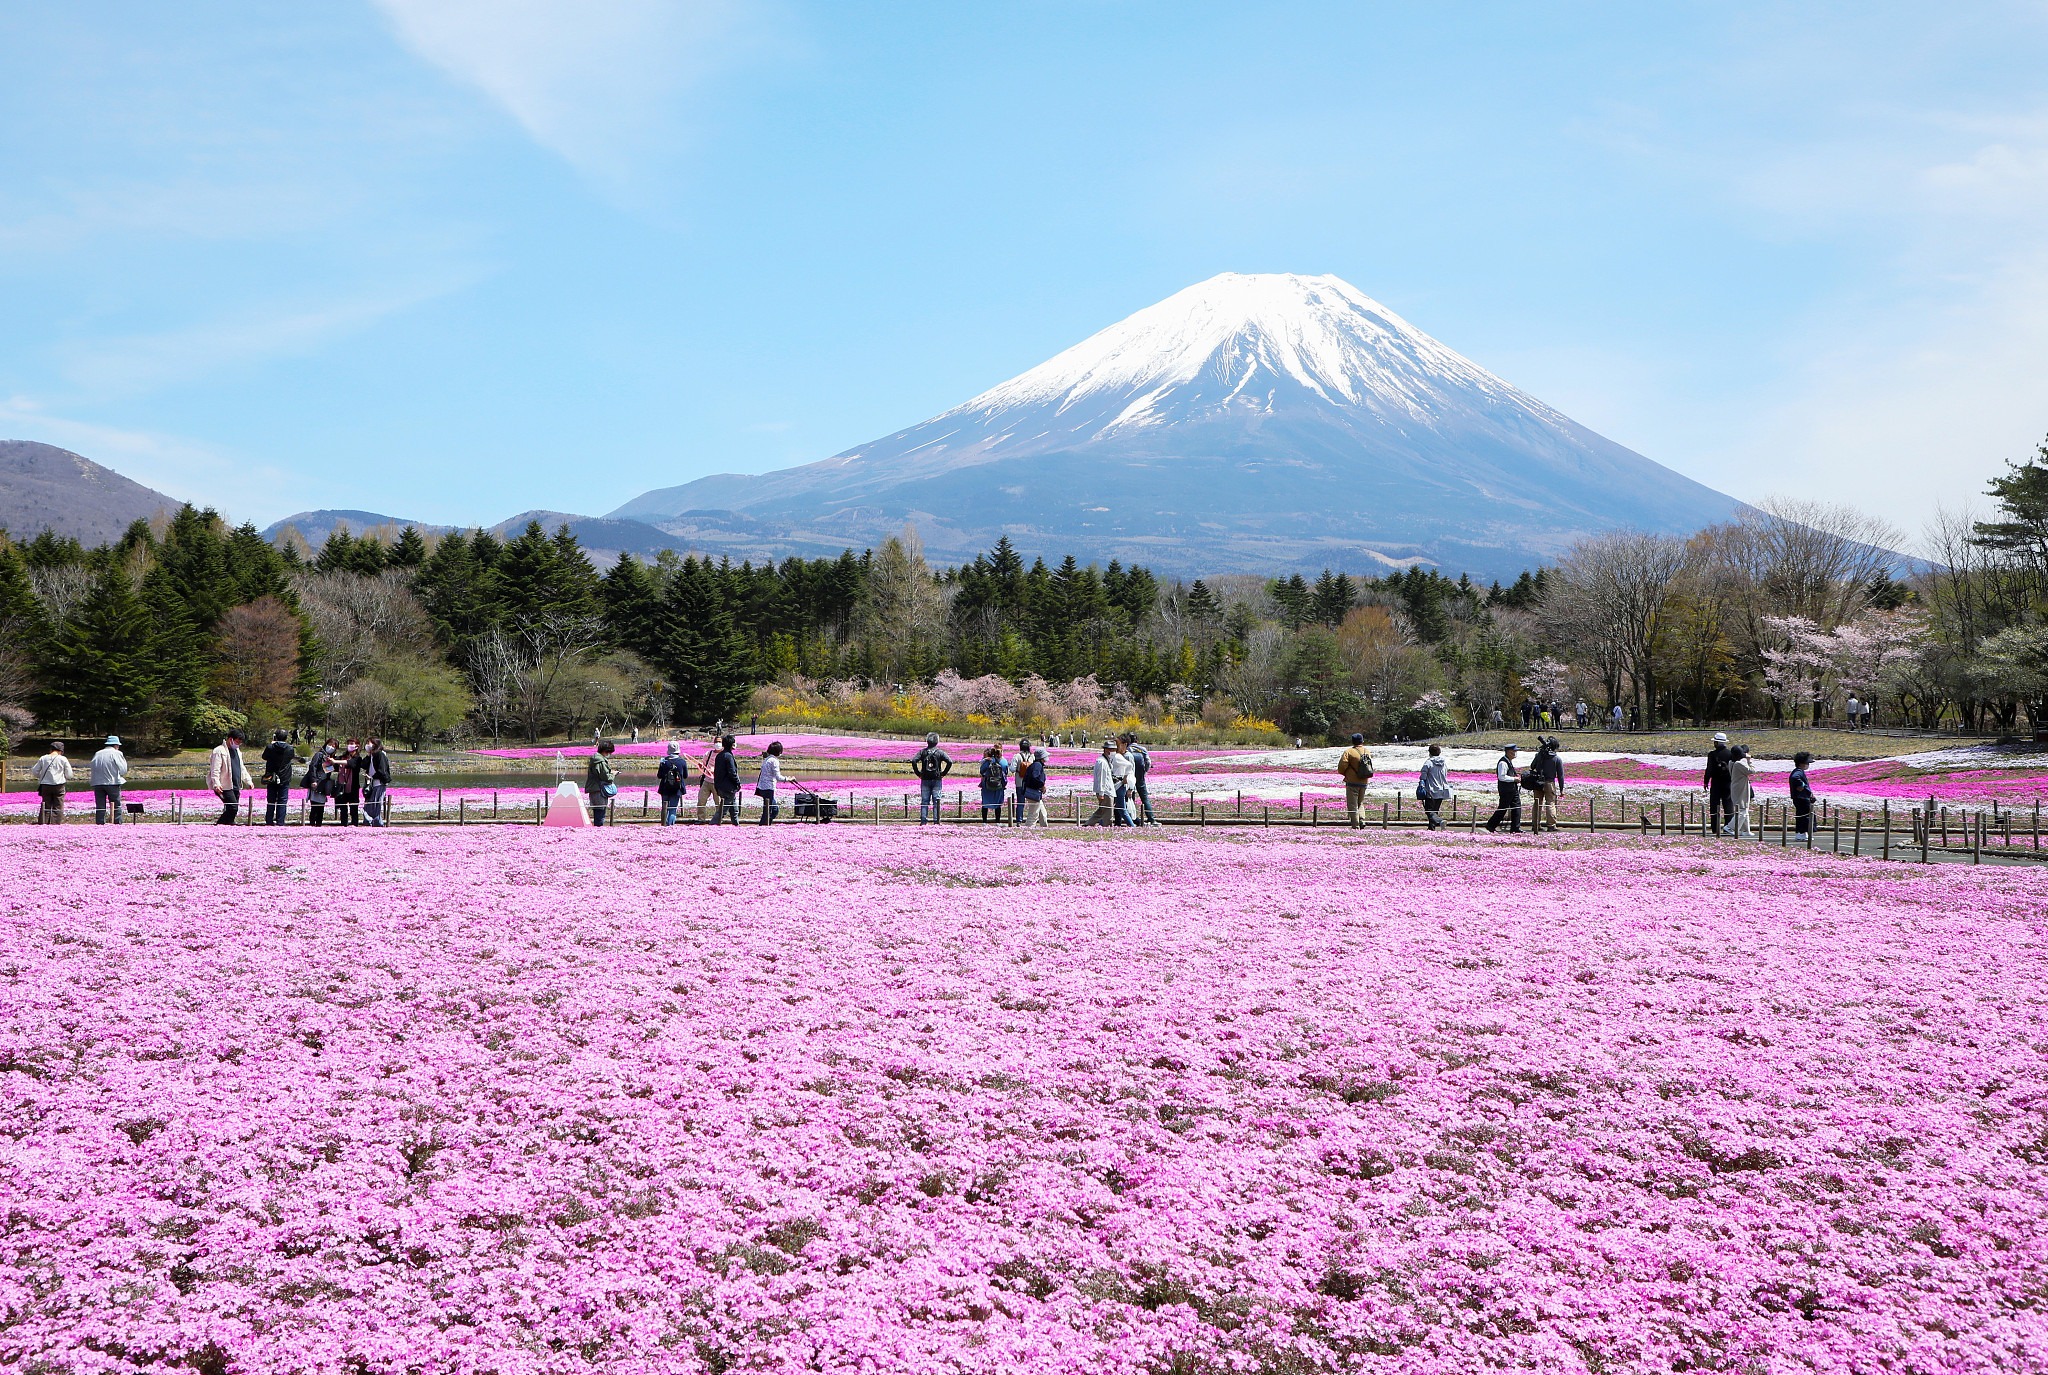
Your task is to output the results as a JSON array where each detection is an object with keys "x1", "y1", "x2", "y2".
[
  {"x1": 32, "y1": 567, "x2": 156, "y2": 733},
  {"x1": 389, "y1": 526, "x2": 429, "y2": 570}
]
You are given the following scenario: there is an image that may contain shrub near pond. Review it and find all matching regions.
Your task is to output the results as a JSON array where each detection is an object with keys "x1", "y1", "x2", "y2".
[{"x1": 2, "y1": 828, "x2": 2045, "y2": 1372}]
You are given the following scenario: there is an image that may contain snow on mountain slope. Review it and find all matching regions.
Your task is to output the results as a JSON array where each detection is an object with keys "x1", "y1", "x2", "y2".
[{"x1": 613, "y1": 273, "x2": 1743, "y2": 577}]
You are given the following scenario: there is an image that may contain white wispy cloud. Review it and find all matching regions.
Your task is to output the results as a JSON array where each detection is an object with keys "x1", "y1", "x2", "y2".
[
  {"x1": 367, "y1": 0, "x2": 773, "y2": 187},
  {"x1": 57, "y1": 277, "x2": 482, "y2": 398}
]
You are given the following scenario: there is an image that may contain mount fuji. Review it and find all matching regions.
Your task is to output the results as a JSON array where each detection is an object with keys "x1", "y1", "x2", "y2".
[{"x1": 612, "y1": 273, "x2": 1742, "y2": 578}]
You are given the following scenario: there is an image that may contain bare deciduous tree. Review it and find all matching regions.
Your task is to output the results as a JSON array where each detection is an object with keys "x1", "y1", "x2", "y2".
[
  {"x1": 1544, "y1": 530, "x2": 1689, "y2": 728},
  {"x1": 295, "y1": 570, "x2": 437, "y2": 693},
  {"x1": 213, "y1": 596, "x2": 302, "y2": 716}
]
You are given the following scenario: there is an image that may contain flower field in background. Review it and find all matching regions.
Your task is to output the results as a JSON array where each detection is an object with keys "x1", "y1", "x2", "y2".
[{"x1": 4, "y1": 827, "x2": 2046, "y2": 1372}]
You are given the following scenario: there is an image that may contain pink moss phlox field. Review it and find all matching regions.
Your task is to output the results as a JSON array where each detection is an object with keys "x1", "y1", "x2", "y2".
[{"x1": 4, "y1": 830, "x2": 2047, "y2": 1373}]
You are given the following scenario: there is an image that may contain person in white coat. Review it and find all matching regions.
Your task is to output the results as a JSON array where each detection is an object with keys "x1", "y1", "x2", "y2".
[
  {"x1": 206, "y1": 729, "x2": 255, "y2": 825},
  {"x1": 90, "y1": 735, "x2": 129, "y2": 824},
  {"x1": 755, "y1": 741, "x2": 784, "y2": 824},
  {"x1": 1087, "y1": 742, "x2": 1117, "y2": 826},
  {"x1": 31, "y1": 741, "x2": 72, "y2": 825},
  {"x1": 1726, "y1": 745, "x2": 1755, "y2": 838}
]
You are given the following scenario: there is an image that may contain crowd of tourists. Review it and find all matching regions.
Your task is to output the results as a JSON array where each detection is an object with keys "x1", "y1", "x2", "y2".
[{"x1": 23, "y1": 725, "x2": 1818, "y2": 839}]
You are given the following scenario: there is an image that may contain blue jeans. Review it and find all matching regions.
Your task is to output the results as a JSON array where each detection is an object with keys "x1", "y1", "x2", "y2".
[
  {"x1": 1113, "y1": 784, "x2": 1134, "y2": 826},
  {"x1": 919, "y1": 778, "x2": 944, "y2": 823},
  {"x1": 365, "y1": 782, "x2": 387, "y2": 826},
  {"x1": 660, "y1": 794, "x2": 681, "y2": 825},
  {"x1": 1134, "y1": 780, "x2": 1154, "y2": 823},
  {"x1": 94, "y1": 785, "x2": 123, "y2": 824},
  {"x1": 714, "y1": 792, "x2": 741, "y2": 824},
  {"x1": 265, "y1": 781, "x2": 290, "y2": 825},
  {"x1": 757, "y1": 791, "x2": 778, "y2": 824}
]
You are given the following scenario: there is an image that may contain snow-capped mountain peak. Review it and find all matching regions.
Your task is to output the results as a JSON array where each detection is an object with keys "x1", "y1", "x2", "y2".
[{"x1": 949, "y1": 272, "x2": 1535, "y2": 434}]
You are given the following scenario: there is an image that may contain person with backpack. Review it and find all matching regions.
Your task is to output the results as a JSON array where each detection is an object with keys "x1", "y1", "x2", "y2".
[
  {"x1": 910, "y1": 733, "x2": 952, "y2": 824},
  {"x1": 1484, "y1": 743, "x2": 1522, "y2": 834},
  {"x1": 362, "y1": 739, "x2": 392, "y2": 826},
  {"x1": 1124, "y1": 734, "x2": 1156, "y2": 824},
  {"x1": 1336, "y1": 733, "x2": 1375, "y2": 829},
  {"x1": 260, "y1": 729, "x2": 296, "y2": 826},
  {"x1": 1528, "y1": 737, "x2": 1565, "y2": 833},
  {"x1": 1416, "y1": 743, "x2": 1453, "y2": 829},
  {"x1": 713, "y1": 735, "x2": 742, "y2": 824},
  {"x1": 977, "y1": 744, "x2": 1008, "y2": 822},
  {"x1": 585, "y1": 739, "x2": 619, "y2": 826},
  {"x1": 1012, "y1": 735, "x2": 1034, "y2": 823},
  {"x1": 656, "y1": 742, "x2": 690, "y2": 826},
  {"x1": 1020, "y1": 746, "x2": 1049, "y2": 827},
  {"x1": 90, "y1": 735, "x2": 129, "y2": 825},
  {"x1": 1789, "y1": 750, "x2": 1815, "y2": 837}
]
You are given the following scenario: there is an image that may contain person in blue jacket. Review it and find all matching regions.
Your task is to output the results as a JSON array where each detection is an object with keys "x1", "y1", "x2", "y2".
[{"x1": 656, "y1": 741, "x2": 690, "y2": 826}]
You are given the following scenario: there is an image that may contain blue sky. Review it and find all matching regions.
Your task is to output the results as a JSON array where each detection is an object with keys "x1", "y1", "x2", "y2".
[{"x1": 3, "y1": 2, "x2": 2046, "y2": 542}]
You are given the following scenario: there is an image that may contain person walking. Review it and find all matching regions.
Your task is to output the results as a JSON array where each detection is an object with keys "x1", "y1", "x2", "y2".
[
  {"x1": 1576, "y1": 700, "x2": 1589, "y2": 730},
  {"x1": 333, "y1": 740, "x2": 362, "y2": 827},
  {"x1": 1021, "y1": 746, "x2": 1049, "y2": 827},
  {"x1": 977, "y1": 744, "x2": 1008, "y2": 822},
  {"x1": 1416, "y1": 743, "x2": 1453, "y2": 829},
  {"x1": 1110, "y1": 739, "x2": 1137, "y2": 827},
  {"x1": 1012, "y1": 735, "x2": 1034, "y2": 823},
  {"x1": 1789, "y1": 751, "x2": 1816, "y2": 837},
  {"x1": 1529, "y1": 737, "x2": 1565, "y2": 833},
  {"x1": 910, "y1": 733, "x2": 952, "y2": 824},
  {"x1": 712, "y1": 735, "x2": 742, "y2": 824},
  {"x1": 90, "y1": 735, "x2": 128, "y2": 825},
  {"x1": 1726, "y1": 744, "x2": 1755, "y2": 838},
  {"x1": 362, "y1": 738, "x2": 392, "y2": 826},
  {"x1": 1484, "y1": 743, "x2": 1523, "y2": 834},
  {"x1": 32, "y1": 741, "x2": 72, "y2": 825},
  {"x1": 695, "y1": 739, "x2": 719, "y2": 821},
  {"x1": 585, "y1": 739, "x2": 619, "y2": 826},
  {"x1": 1703, "y1": 732, "x2": 1734, "y2": 835},
  {"x1": 207, "y1": 729, "x2": 254, "y2": 824},
  {"x1": 304, "y1": 738, "x2": 337, "y2": 826},
  {"x1": 656, "y1": 742, "x2": 689, "y2": 826},
  {"x1": 1609, "y1": 703, "x2": 1623, "y2": 733},
  {"x1": 1126, "y1": 734, "x2": 1155, "y2": 824},
  {"x1": 260, "y1": 729, "x2": 295, "y2": 826},
  {"x1": 1520, "y1": 700, "x2": 1534, "y2": 729},
  {"x1": 1337, "y1": 732, "x2": 1375, "y2": 829},
  {"x1": 755, "y1": 741, "x2": 784, "y2": 824},
  {"x1": 1086, "y1": 741, "x2": 1117, "y2": 826}
]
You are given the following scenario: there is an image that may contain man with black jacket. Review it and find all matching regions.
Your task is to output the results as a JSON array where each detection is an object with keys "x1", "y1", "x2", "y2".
[
  {"x1": 1484, "y1": 744, "x2": 1523, "y2": 833},
  {"x1": 260, "y1": 730, "x2": 297, "y2": 826},
  {"x1": 1529, "y1": 737, "x2": 1566, "y2": 832},
  {"x1": 1703, "y1": 732, "x2": 1734, "y2": 835},
  {"x1": 363, "y1": 738, "x2": 393, "y2": 827},
  {"x1": 713, "y1": 735, "x2": 742, "y2": 824}
]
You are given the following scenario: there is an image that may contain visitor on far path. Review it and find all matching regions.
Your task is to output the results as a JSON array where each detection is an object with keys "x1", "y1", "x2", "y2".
[
  {"x1": 1337, "y1": 733, "x2": 1375, "y2": 830},
  {"x1": 656, "y1": 742, "x2": 689, "y2": 826},
  {"x1": 32, "y1": 741, "x2": 71, "y2": 825},
  {"x1": 1704, "y1": 732, "x2": 1734, "y2": 836},
  {"x1": 1012, "y1": 735, "x2": 1033, "y2": 823},
  {"x1": 363, "y1": 738, "x2": 392, "y2": 827},
  {"x1": 713, "y1": 735, "x2": 742, "y2": 824},
  {"x1": 911, "y1": 733, "x2": 952, "y2": 824},
  {"x1": 1576, "y1": 699, "x2": 1589, "y2": 730},
  {"x1": 207, "y1": 729, "x2": 254, "y2": 825},
  {"x1": 91, "y1": 735, "x2": 128, "y2": 825},
  {"x1": 1416, "y1": 743, "x2": 1452, "y2": 829},
  {"x1": 1484, "y1": 743, "x2": 1523, "y2": 834},
  {"x1": 1529, "y1": 736, "x2": 1565, "y2": 833},
  {"x1": 1610, "y1": 703, "x2": 1623, "y2": 732},
  {"x1": 755, "y1": 741, "x2": 784, "y2": 825},
  {"x1": 260, "y1": 729, "x2": 295, "y2": 826},
  {"x1": 585, "y1": 739, "x2": 619, "y2": 826},
  {"x1": 977, "y1": 744, "x2": 1008, "y2": 822},
  {"x1": 1845, "y1": 695, "x2": 1862, "y2": 731},
  {"x1": 1490, "y1": 707, "x2": 1504, "y2": 730},
  {"x1": 1021, "y1": 747, "x2": 1049, "y2": 827},
  {"x1": 1789, "y1": 751, "x2": 1816, "y2": 836},
  {"x1": 1726, "y1": 744, "x2": 1755, "y2": 838}
]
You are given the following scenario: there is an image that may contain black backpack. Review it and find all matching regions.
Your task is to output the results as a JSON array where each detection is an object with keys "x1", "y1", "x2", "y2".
[
  {"x1": 979, "y1": 757, "x2": 1004, "y2": 788},
  {"x1": 914, "y1": 747, "x2": 948, "y2": 781}
]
